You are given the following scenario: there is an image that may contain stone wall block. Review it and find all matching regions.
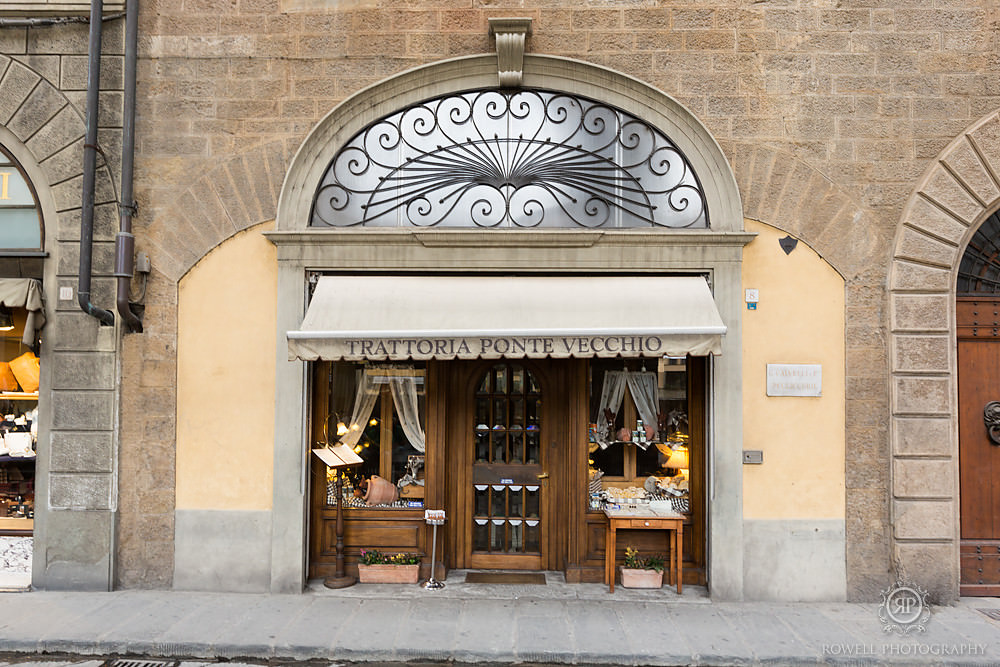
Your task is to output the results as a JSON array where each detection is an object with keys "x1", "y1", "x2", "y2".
[
  {"x1": 51, "y1": 351, "x2": 116, "y2": 390},
  {"x1": 264, "y1": 141, "x2": 290, "y2": 216},
  {"x1": 164, "y1": 200, "x2": 221, "y2": 261},
  {"x1": 891, "y1": 294, "x2": 950, "y2": 332},
  {"x1": 26, "y1": 105, "x2": 83, "y2": 163},
  {"x1": 217, "y1": 158, "x2": 258, "y2": 230},
  {"x1": 755, "y1": 151, "x2": 795, "y2": 227},
  {"x1": 967, "y1": 113, "x2": 1000, "y2": 182},
  {"x1": 49, "y1": 431, "x2": 114, "y2": 473},
  {"x1": 941, "y1": 138, "x2": 1000, "y2": 207},
  {"x1": 51, "y1": 390, "x2": 114, "y2": 431},
  {"x1": 793, "y1": 178, "x2": 841, "y2": 247},
  {"x1": 894, "y1": 227, "x2": 956, "y2": 269},
  {"x1": 39, "y1": 139, "x2": 84, "y2": 189},
  {"x1": 893, "y1": 335, "x2": 950, "y2": 373},
  {"x1": 905, "y1": 197, "x2": 970, "y2": 247},
  {"x1": 16, "y1": 55, "x2": 58, "y2": 87},
  {"x1": 7, "y1": 79, "x2": 66, "y2": 141},
  {"x1": 920, "y1": 166, "x2": 985, "y2": 225},
  {"x1": 742, "y1": 147, "x2": 776, "y2": 221},
  {"x1": 773, "y1": 160, "x2": 816, "y2": 230},
  {"x1": 56, "y1": 240, "x2": 115, "y2": 278},
  {"x1": 893, "y1": 499, "x2": 954, "y2": 540},
  {"x1": 893, "y1": 542, "x2": 957, "y2": 604},
  {"x1": 47, "y1": 310, "x2": 106, "y2": 351},
  {"x1": 893, "y1": 417, "x2": 952, "y2": 457},
  {"x1": 243, "y1": 149, "x2": 277, "y2": 223},
  {"x1": 893, "y1": 459, "x2": 954, "y2": 499},
  {"x1": 138, "y1": 237, "x2": 189, "y2": 284},
  {"x1": 893, "y1": 376, "x2": 951, "y2": 415},
  {"x1": 188, "y1": 179, "x2": 237, "y2": 236},
  {"x1": 0, "y1": 60, "x2": 40, "y2": 124},
  {"x1": 49, "y1": 473, "x2": 112, "y2": 510},
  {"x1": 890, "y1": 260, "x2": 951, "y2": 293}
]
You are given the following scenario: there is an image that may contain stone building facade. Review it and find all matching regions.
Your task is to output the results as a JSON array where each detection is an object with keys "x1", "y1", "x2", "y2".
[{"x1": 4, "y1": 0, "x2": 999, "y2": 601}]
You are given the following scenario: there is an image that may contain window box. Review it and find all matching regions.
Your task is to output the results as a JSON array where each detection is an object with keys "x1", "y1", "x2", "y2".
[{"x1": 357, "y1": 563, "x2": 420, "y2": 584}]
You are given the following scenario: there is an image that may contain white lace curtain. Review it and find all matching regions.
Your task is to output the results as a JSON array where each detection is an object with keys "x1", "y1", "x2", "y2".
[
  {"x1": 594, "y1": 370, "x2": 658, "y2": 450},
  {"x1": 389, "y1": 375, "x2": 425, "y2": 453},
  {"x1": 338, "y1": 368, "x2": 425, "y2": 453}
]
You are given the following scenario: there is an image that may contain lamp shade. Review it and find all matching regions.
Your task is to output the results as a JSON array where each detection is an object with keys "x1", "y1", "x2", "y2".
[{"x1": 664, "y1": 447, "x2": 689, "y2": 470}]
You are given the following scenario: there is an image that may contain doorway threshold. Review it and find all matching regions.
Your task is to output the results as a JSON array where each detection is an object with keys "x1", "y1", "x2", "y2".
[{"x1": 307, "y1": 570, "x2": 710, "y2": 602}]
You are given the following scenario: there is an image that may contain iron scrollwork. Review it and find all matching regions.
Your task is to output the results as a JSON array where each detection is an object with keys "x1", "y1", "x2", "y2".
[
  {"x1": 984, "y1": 401, "x2": 1000, "y2": 445},
  {"x1": 310, "y1": 90, "x2": 708, "y2": 230}
]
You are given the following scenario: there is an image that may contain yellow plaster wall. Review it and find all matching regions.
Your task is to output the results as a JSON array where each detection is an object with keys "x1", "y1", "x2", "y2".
[
  {"x1": 742, "y1": 220, "x2": 846, "y2": 520},
  {"x1": 176, "y1": 222, "x2": 277, "y2": 510}
]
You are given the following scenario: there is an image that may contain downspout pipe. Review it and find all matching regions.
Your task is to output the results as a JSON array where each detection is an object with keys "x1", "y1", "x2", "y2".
[
  {"x1": 79, "y1": 0, "x2": 115, "y2": 326},
  {"x1": 114, "y1": 0, "x2": 142, "y2": 333}
]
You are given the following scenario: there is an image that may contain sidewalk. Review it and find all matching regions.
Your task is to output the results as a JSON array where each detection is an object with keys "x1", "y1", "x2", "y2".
[{"x1": 0, "y1": 572, "x2": 997, "y2": 666}]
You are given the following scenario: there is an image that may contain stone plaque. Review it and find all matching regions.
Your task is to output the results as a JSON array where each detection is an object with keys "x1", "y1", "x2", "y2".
[{"x1": 766, "y1": 364, "x2": 822, "y2": 397}]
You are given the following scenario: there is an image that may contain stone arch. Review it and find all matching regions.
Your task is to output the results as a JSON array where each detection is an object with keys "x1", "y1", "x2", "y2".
[
  {"x1": 722, "y1": 140, "x2": 887, "y2": 281},
  {"x1": 278, "y1": 54, "x2": 743, "y2": 234},
  {"x1": 140, "y1": 140, "x2": 291, "y2": 283},
  {"x1": 724, "y1": 141, "x2": 892, "y2": 601},
  {"x1": 888, "y1": 109, "x2": 1000, "y2": 601}
]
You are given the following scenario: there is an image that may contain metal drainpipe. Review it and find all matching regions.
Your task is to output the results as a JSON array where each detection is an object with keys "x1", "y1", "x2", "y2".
[
  {"x1": 114, "y1": 0, "x2": 141, "y2": 333},
  {"x1": 79, "y1": 0, "x2": 115, "y2": 326}
]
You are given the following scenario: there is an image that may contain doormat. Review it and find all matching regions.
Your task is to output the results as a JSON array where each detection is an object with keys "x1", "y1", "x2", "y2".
[{"x1": 465, "y1": 572, "x2": 546, "y2": 585}]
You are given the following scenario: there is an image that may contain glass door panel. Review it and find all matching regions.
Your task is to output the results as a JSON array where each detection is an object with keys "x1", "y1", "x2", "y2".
[{"x1": 469, "y1": 362, "x2": 544, "y2": 569}]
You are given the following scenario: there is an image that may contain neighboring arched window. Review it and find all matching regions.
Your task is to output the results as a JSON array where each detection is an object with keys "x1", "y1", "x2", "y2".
[
  {"x1": 311, "y1": 89, "x2": 708, "y2": 230},
  {"x1": 0, "y1": 146, "x2": 43, "y2": 252},
  {"x1": 958, "y1": 211, "x2": 1000, "y2": 294}
]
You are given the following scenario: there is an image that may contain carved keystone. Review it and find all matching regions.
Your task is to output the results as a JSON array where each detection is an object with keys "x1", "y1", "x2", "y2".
[{"x1": 489, "y1": 18, "x2": 532, "y2": 87}]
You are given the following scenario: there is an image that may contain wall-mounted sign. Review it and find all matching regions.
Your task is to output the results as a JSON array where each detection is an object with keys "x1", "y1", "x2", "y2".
[{"x1": 766, "y1": 364, "x2": 822, "y2": 397}]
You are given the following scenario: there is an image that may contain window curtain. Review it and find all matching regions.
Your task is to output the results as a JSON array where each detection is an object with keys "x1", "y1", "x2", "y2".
[
  {"x1": 389, "y1": 375, "x2": 425, "y2": 453},
  {"x1": 338, "y1": 368, "x2": 380, "y2": 448},
  {"x1": 594, "y1": 370, "x2": 657, "y2": 450},
  {"x1": 626, "y1": 371, "x2": 659, "y2": 445},
  {"x1": 594, "y1": 370, "x2": 627, "y2": 449}
]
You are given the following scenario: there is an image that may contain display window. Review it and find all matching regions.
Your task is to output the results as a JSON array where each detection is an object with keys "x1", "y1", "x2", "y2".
[
  {"x1": 587, "y1": 357, "x2": 691, "y2": 512},
  {"x1": 0, "y1": 305, "x2": 38, "y2": 536},
  {"x1": 312, "y1": 361, "x2": 426, "y2": 509}
]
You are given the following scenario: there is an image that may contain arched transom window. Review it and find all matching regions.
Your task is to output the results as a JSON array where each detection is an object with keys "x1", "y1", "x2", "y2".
[
  {"x1": 0, "y1": 146, "x2": 42, "y2": 252},
  {"x1": 310, "y1": 89, "x2": 708, "y2": 230}
]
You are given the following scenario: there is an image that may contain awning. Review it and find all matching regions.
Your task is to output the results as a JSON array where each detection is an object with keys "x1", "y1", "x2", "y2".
[{"x1": 288, "y1": 275, "x2": 726, "y2": 361}]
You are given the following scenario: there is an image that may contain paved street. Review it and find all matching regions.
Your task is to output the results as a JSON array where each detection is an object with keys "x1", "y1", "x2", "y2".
[{"x1": 0, "y1": 573, "x2": 997, "y2": 666}]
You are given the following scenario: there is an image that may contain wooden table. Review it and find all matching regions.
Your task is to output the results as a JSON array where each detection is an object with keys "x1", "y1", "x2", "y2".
[{"x1": 604, "y1": 507, "x2": 683, "y2": 594}]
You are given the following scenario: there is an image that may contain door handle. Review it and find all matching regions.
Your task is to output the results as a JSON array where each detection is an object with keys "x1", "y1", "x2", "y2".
[
  {"x1": 536, "y1": 472, "x2": 549, "y2": 480},
  {"x1": 985, "y1": 401, "x2": 1000, "y2": 446}
]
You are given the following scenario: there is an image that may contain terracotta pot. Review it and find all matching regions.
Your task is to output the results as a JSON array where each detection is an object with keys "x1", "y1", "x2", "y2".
[
  {"x1": 357, "y1": 563, "x2": 420, "y2": 584},
  {"x1": 364, "y1": 475, "x2": 398, "y2": 505},
  {"x1": 620, "y1": 567, "x2": 663, "y2": 589}
]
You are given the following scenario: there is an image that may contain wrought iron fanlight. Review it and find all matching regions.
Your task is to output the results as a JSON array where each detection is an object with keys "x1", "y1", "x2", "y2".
[{"x1": 310, "y1": 89, "x2": 708, "y2": 230}]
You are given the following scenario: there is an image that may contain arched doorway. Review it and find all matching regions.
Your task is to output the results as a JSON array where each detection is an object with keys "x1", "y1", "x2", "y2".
[
  {"x1": 270, "y1": 53, "x2": 749, "y2": 597},
  {"x1": 956, "y1": 211, "x2": 1000, "y2": 595}
]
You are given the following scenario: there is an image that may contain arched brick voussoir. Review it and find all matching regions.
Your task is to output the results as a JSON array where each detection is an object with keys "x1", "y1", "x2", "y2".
[
  {"x1": 724, "y1": 140, "x2": 881, "y2": 280},
  {"x1": 148, "y1": 141, "x2": 288, "y2": 282}
]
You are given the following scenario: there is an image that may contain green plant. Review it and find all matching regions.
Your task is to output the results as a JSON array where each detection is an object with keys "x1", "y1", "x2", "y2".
[
  {"x1": 623, "y1": 546, "x2": 664, "y2": 572},
  {"x1": 358, "y1": 549, "x2": 420, "y2": 565}
]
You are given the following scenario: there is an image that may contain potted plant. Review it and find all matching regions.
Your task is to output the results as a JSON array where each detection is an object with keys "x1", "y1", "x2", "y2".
[
  {"x1": 620, "y1": 546, "x2": 665, "y2": 589},
  {"x1": 356, "y1": 549, "x2": 421, "y2": 584}
]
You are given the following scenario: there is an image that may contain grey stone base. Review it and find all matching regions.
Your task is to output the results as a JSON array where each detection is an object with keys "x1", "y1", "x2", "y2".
[
  {"x1": 743, "y1": 518, "x2": 846, "y2": 601},
  {"x1": 174, "y1": 509, "x2": 272, "y2": 592}
]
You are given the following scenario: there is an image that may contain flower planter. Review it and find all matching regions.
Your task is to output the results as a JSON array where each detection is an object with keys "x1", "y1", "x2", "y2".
[
  {"x1": 620, "y1": 567, "x2": 663, "y2": 589},
  {"x1": 357, "y1": 563, "x2": 420, "y2": 584}
]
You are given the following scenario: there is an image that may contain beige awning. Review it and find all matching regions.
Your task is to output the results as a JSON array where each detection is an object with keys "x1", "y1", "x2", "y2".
[{"x1": 288, "y1": 275, "x2": 726, "y2": 361}]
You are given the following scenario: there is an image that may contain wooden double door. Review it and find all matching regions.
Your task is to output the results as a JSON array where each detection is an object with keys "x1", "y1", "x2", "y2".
[
  {"x1": 958, "y1": 297, "x2": 1000, "y2": 595},
  {"x1": 443, "y1": 359, "x2": 583, "y2": 571}
]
